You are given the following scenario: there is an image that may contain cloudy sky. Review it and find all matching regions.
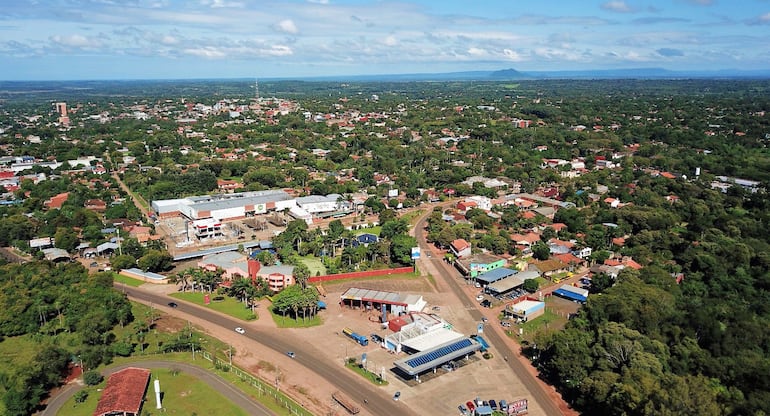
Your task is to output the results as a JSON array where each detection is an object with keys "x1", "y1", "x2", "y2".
[{"x1": 1, "y1": 0, "x2": 769, "y2": 80}]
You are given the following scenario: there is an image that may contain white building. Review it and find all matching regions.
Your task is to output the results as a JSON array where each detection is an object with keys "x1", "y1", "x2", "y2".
[{"x1": 295, "y1": 194, "x2": 341, "y2": 214}]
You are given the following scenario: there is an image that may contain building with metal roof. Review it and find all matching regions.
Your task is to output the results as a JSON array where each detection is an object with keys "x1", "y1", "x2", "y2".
[
  {"x1": 151, "y1": 189, "x2": 293, "y2": 220},
  {"x1": 393, "y1": 337, "x2": 483, "y2": 378},
  {"x1": 475, "y1": 267, "x2": 518, "y2": 284},
  {"x1": 553, "y1": 284, "x2": 589, "y2": 303},
  {"x1": 340, "y1": 287, "x2": 427, "y2": 316},
  {"x1": 486, "y1": 275, "x2": 526, "y2": 295}
]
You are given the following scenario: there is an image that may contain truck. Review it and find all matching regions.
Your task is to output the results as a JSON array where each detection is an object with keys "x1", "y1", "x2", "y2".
[
  {"x1": 342, "y1": 327, "x2": 369, "y2": 346},
  {"x1": 332, "y1": 391, "x2": 360, "y2": 414}
]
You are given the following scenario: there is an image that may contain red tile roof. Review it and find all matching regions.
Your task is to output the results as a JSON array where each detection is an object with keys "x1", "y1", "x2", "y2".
[
  {"x1": 451, "y1": 238, "x2": 470, "y2": 252},
  {"x1": 93, "y1": 367, "x2": 151, "y2": 416}
]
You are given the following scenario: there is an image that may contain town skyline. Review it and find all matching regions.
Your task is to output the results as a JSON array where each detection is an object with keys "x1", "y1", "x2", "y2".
[{"x1": 2, "y1": 0, "x2": 770, "y2": 81}]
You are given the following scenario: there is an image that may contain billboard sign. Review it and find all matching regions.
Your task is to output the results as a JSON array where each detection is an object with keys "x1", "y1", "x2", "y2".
[{"x1": 508, "y1": 398, "x2": 528, "y2": 414}]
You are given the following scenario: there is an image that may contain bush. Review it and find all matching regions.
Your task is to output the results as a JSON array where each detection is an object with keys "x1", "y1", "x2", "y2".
[
  {"x1": 83, "y1": 370, "x2": 103, "y2": 386},
  {"x1": 74, "y1": 390, "x2": 88, "y2": 403}
]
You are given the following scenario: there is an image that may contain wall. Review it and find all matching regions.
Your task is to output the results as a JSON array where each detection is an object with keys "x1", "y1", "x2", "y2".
[{"x1": 309, "y1": 266, "x2": 413, "y2": 283}]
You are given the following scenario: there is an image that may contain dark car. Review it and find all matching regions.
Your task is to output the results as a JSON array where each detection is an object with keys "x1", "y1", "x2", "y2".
[
  {"x1": 489, "y1": 399, "x2": 497, "y2": 410},
  {"x1": 167, "y1": 302, "x2": 178, "y2": 308},
  {"x1": 458, "y1": 404, "x2": 468, "y2": 415},
  {"x1": 287, "y1": 351, "x2": 296, "y2": 358}
]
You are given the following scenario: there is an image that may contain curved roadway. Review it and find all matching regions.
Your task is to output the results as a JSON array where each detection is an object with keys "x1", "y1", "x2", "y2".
[
  {"x1": 119, "y1": 286, "x2": 415, "y2": 416},
  {"x1": 42, "y1": 361, "x2": 272, "y2": 416},
  {"x1": 413, "y1": 213, "x2": 565, "y2": 416}
]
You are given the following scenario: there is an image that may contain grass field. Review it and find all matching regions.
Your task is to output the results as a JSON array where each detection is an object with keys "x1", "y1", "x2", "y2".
[
  {"x1": 113, "y1": 273, "x2": 146, "y2": 287},
  {"x1": 298, "y1": 254, "x2": 326, "y2": 276},
  {"x1": 59, "y1": 369, "x2": 251, "y2": 416},
  {"x1": 170, "y1": 292, "x2": 257, "y2": 321},
  {"x1": 345, "y1": 359, "x2": 389, "y2": 386},
  {"x1": 401, "y1": 209, "x2": 425, "y2": 225},
  {"x1": 515, "y1": 307, "x2": 566, "y2": 344},
  {"x1": 354, "y1": 226, "x2": 381, "y2": 236}
]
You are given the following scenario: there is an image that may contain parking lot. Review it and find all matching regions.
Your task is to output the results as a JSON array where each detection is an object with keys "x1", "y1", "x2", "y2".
[{"x1": 289, "y1": 277, "x2": 547, "y2": 416}]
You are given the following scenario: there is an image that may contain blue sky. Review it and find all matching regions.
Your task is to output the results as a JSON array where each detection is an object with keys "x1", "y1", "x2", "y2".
[{"x1": 1, "y1": 0, "x2": 769, "y2": 80}]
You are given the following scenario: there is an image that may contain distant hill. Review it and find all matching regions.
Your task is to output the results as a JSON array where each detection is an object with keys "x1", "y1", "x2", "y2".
[{"x1": 292, "y1": 67, "x2": 770, "y2": 82}]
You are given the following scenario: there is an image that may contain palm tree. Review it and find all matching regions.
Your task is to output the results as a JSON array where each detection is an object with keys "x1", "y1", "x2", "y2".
[
  {"x1": 293, "y1": 263, "x2": 310, "y2": 290},
  {"x1": 228, "y1": 277, "x2": 253, "y2": 304}
]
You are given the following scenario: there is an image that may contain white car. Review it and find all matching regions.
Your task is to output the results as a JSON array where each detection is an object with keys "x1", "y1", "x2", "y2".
[
  {"x1": 235, "y1": 327, "x2": 245, "y2": 334},
  {"x1": 476, "y1": 294, "x2": 485, "y2": 301}
]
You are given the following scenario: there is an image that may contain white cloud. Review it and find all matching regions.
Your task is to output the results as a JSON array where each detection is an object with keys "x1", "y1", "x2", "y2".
[
  {"x1": 200, "y1": 0, "x2": 244, "y2": 8},
  {"x1": 383, "y1": 35, "x2": 397, "y2": 46},
  {"x1": 601, "y1": 1, "x2": 634, "y2": 13},
  {"x1": 307, "y1": 0, "x2": 329, "y2": 3},
  {"x1": 49, "y1": 34, "x2": 104, "y2": 48},
  {"x1": 503, "y1": 49, "x2": 524, "y2": 61},
  {"x1": 183, "y1": 46, "x2": 227, "y2": 58},
  {"x1": 467, "y1": 47, "x2": 486, "y2": 57},
  {"x1": 760, "y1": 13, "x2": 770, "y2": 23},
  {"x1": 274, "y1": 19, "x2": 298, "y2": 34}
]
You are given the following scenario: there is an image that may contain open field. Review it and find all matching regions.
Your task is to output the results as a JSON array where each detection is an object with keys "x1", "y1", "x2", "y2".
[
  {"x1": 298, "y1": 254, "x2": 326, "y2": 276},
  {"x1": 170, "y1": 291, "x2": 257, "y2": 321},
  {"x1": 58, "y1": 369, "x2": 251, "y2": 416}
]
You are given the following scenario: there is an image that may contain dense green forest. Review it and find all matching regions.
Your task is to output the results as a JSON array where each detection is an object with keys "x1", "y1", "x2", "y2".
[{"x1": 0, "y1": 263, "x2": 133, "y2": 415}]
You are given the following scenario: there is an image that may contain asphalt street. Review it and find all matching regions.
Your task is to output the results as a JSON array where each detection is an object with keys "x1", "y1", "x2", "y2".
[
  {"x1": 119, "y1": 285, "x2": 416, "y2": 416},
  {"x1": 413, "y1": 212, "x2": 565, "y2": 416}
]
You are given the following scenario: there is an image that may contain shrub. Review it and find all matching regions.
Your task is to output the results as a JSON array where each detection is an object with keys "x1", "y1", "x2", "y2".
[{"x1": 83, "y1": 370, "x2": 103, "y2": 386}]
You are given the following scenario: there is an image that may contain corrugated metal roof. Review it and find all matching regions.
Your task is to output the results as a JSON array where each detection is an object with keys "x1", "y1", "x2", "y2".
[{"x1": 476, "y1": 267, "x2": 517, "y2": 283}]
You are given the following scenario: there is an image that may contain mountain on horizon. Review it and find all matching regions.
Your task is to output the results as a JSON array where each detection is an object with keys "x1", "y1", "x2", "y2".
[{"x1": 295, "y1": 67, "x2": 770, "y2": 82}]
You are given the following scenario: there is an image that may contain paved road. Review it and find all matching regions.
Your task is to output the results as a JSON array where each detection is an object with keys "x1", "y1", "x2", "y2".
[
  {"x1": 41, "y1": 361, "x2": 273, "y2": 416},
  {"x1": 413, "y1": 212, "x2": 566, "y2": 416},
  {"x1": 119, "y1": 285, "x2": 416, "y2": 416}
]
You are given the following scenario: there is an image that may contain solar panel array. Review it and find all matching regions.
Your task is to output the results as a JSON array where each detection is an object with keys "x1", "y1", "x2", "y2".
[{"x1": 406, "y1": 338, "x2": 473, "y2": 368}]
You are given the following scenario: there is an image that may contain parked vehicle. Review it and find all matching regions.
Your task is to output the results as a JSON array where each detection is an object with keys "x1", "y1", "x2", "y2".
[
  {"x1": 343, "y1": 327, "x2": 369, "y2": 346},
  {"x1": 500, "y1": 400, "x2": 508, "y2": 411},
  {"x1": 466, "y1": 401, "x2": 476, "y2": 413},
  {"x1": 489, "y1": 399, "x2": 497, "y2": 410},
  {"x1": 458, "y1": 404, "x2": 468, "y2": 415}
]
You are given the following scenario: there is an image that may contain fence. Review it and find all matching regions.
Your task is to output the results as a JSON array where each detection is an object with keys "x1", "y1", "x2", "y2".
[
  {"x1": 309, "y1": 266, "x2": 414, "y2": 283},
  {"x1": 195, "y1": 350, "x2": 313, "y2": 416}
]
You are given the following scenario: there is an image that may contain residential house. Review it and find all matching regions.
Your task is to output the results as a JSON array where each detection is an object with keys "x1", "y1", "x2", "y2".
[
  {"x1": 44, "y1": 192, "x2": 69, "y2": 209},
  {"x1": 528, "y1": 258, "x2": 568, "y2": 278},
  {"x1": 84, "y1": 199, "x2": 107, "y2": 212},
  {"x1": 450, "y1": 238, "x2": 472, "y2": 258}
]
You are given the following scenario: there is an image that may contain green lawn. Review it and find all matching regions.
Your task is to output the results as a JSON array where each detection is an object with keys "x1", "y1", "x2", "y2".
[
  {"x1": 514, "y1": 306, "x2": 566, "y2": 344},
  {"x1": 354, "y1": 226, "x2": 381, "y2": 236},
  {"x1": 401, "y1": 209, "x2": 424, "y2": 225},
  {"x1": 298, "y1": 254, "x2": 326, "y2": 276},
  {"x1": 59, "y1": 369, "x2": 250, "y2": 416},
  {"x1": 169, "y1": 292, "x2": 257, "y2": 321},
  {"x1": 113, "y1": 273, "x2": 146, "y2": 287},
  {"x1": 345, "y1": 359, "x2": 389, "y2": 386}
]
